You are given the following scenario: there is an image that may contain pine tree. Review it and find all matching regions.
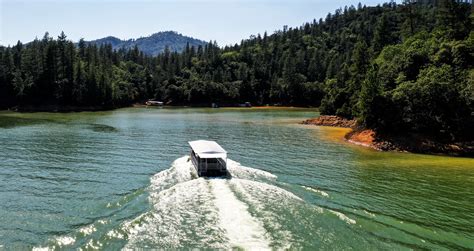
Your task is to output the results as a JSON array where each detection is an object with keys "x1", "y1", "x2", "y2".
[{"x1": 358, "y1": 65, "x2": 382, "y2": 127}]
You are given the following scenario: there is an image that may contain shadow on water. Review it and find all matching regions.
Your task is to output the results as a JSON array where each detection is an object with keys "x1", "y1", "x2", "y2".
[
  {"x1": 203, "y1": 172, "x2": 233, "y2": 180},
  {"x1": 86, "y1": 123, "x2": 119, "y2": 133},
  {"x1": 0, "y1": 115, "x2": 54, "y2": 129},
  {"x1": 197, "y1": 169, "x2": 233, "y2": 179}
]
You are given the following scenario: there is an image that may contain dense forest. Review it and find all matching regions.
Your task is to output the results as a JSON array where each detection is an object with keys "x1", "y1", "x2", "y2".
[{"x1": 0, "y1": 0, "x2": 473, "y2": 141}]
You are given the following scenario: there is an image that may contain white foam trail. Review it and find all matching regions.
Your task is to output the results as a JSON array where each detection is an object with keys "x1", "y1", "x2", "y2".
[
  {"x1": 149, "y1": 156, "x2": 196, "y2": 192},
  {"x1": 364, "y1": 210, "x2": 376, "y2": 217},
  {"x1": 121, "y1": 156, "x2": 306, "y2": 249},
  {"x1": 124, "y1": 178, "x2": 227, "y2": 248},
  {"x1": 227, "y1": 159, "x2": 277, "y2": 181},
  {"x1": 328, "y1": 210, "x2": 356, "y2": 225},
  {"x1": 210, "y1": 179, "x2": 271, "y2": 250},
  {"x1": 106, "y1": 229, "x2": 125, "y2": 239},
  {"x1": 33, "y1": 156, "x2": 303, "y2": 249},
  {"x1": 85, "y1": 239, "x2": 102, "y2": 249},
  {"x1": 235, "y1": 179, "x2": 302, "y2": 202},
  {"x1": 302, "y1": 185, "x2": 329, "y2": 197},
  {"x1": 32, "y1": 247, "x2": 50, "y2": 251},
  {"x1": 230, "y1": 179, "x2": 303, "y2": 249},
  {"x1": 79, "y1": 225, "x2": 96, "y2": 236},
  {"x1": 55, "y1": 236, "x2": 75, "y2": 246},
  {"x1": 32, "y1": 226, "x2": 92, "y2": 250}
]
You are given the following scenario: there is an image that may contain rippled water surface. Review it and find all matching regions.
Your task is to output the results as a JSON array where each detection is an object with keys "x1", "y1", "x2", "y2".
[{"x1": 0, "y1": 108, "x2": 473, "y2": 250}]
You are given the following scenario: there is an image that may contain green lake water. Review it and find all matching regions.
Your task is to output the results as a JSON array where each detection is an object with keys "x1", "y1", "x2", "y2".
[{"x1": 0, "y1": 107, "x2": 473, "y2": 250}]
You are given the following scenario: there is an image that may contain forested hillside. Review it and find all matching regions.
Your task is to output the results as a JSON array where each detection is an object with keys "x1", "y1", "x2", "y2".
[
  {"x1": 0, "y1": 0, "x2": 473, "y2": 140},
  {"x1": 86, "y1": 31, "x2": 207, "y2": 56}
]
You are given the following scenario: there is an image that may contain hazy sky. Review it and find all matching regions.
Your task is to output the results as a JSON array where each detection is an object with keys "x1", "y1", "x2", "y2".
[{"x1": 1, "y1": 0, "x2": 396, "y2": 46}]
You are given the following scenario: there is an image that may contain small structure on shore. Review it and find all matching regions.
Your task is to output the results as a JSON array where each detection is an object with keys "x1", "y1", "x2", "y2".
[
  {"x1": 238, "y1": 102, "x2": 252, "y2": 107},
  {"x1": 146, "y1": 100, "x2": 163, "y2": 106},
  {"x1": 189, "y1": 140, "x2": 227, "y2": 177}
]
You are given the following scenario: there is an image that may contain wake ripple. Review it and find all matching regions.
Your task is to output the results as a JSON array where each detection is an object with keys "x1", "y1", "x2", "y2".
[
  {"x1": 36, "y1": 156, "x2": 358, "y2": 249},
  {"x1": 122, "y1": 156, "x2": 300, "y2": 249},
  {"x1": 210, "y1": 179, "x2": 270, "y2": 249}
]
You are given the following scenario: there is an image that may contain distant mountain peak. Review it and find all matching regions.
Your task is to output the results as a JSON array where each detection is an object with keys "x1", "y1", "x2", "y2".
[
  {"x1": 85, "y1": 31, "x2": 206, "y2": 56},
  {"x1": 102, "y1": 35, "x2": 120, "y2": 39}
]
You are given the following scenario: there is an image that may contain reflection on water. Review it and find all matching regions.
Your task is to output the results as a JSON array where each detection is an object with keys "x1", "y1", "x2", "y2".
[
  {"x1": 86, "y1": 123, "x2": 119, "y2": 133},
  {"x1": 0, "y1": 108, "x2": 473, "y2": 249},
  {"x1": 0, "y1": 114, "x2": 52, "y2": 128}
]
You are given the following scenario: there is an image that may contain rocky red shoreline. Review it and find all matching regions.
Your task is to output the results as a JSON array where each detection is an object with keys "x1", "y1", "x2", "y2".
[
  {"x1": 302, "y1": 115, "x2": 357, "y2": 128},
  {"x1": 303, "y1": 115, "x2": 474, "y2": 157}
]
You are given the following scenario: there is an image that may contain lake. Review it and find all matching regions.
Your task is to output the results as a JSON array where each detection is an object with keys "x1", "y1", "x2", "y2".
[{"x1": 0, "y1": 107, "x2": 473, "y2": 249}]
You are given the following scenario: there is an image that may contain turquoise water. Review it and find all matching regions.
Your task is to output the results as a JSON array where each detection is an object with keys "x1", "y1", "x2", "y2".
[{"x1": 0, "y1": 108, "x2": 473, "y2": 250}]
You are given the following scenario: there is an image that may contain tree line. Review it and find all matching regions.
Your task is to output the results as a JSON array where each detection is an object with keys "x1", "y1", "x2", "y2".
[{"x1": 0, "y1": 0, "x2": 473, "y2": 140}]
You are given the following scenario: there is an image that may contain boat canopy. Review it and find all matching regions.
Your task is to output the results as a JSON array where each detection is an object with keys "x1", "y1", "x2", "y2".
[{"x1": 188, "y1": 140, "x2": 227, "y2": 159}]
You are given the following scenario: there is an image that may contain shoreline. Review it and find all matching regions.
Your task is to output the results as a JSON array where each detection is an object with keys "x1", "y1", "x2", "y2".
[
  {"x1": 3, "y1": 105, "x2": 125, "y2": 113},
  {"x1": 303, "y1": 116, "x2": 474, "y2": 158},
  {"x1": 2, "y1": 104, "x2": 315, "y2": 113}
]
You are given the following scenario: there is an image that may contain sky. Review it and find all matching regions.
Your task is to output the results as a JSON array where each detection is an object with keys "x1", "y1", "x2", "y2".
[{"x1": 1, "y1": 0, "x2": 397, "y2": 47}]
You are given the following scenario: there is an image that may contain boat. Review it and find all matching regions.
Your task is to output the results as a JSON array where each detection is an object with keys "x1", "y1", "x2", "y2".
[
  {"x1": 146, "y1": 100, "x2": 164, "y2": 106},
  {"x1": 238, "y1": 102, "x2": 252, "y2": 107},
  {"x1": 189, "y1": 140, "x2": 228, "y2": 177}
]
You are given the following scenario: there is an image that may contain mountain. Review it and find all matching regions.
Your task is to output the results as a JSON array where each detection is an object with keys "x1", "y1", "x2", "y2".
[{"x1": 86, "y1": 31, "x2": 207, "y2": 56}]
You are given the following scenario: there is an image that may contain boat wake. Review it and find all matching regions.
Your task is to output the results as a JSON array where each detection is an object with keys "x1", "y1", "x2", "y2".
[
  {"x1": 36, "y1": 156, "x2": 361, "y2": 250},
  {"x1": 119, "y1": 156, "x2": 301, "y2": 249}
]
